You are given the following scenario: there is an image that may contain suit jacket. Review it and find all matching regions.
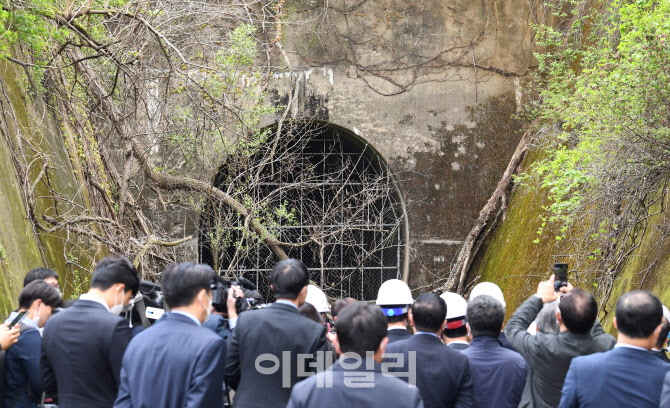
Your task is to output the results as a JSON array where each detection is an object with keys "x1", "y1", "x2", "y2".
[
  {"x1": 286, "y1": 359, "x2": 424, "y2": 408},
  {"x1": 113, "y1": 312, "x2": 226, "y2": 408},
  {"x1": 385, "y1": 333, "x2": 473, "y2": 408},
  {"x1": 3, "y1": 325, "x2": 41, "y2": 408},
  {"x1": 660, "y1": 371, "x2": 670, "y2": 408},
  {"x1": 559, "y1": 346, "x2": 670, "y2": 408},
  {"x1": 202, "y1": 314, "x2": 233, "y2": 342},
  {"x1": 224, "y1": 302, "x2": 329, "y2": 408},
  {"x1": 504, "y1": 296, "x2": 616, "y2": 408},
  {"x1": 461, "y1": 336, "x2": 527, "y2": 408},
  {"x1": 41, "y1": 299, "x2": 132, "y2": 408},
  {"x1": 498, "y1": 332, "x2": 516, "y2": 351},
  {"x1": 387, "y1": 328, "x2": 413, "y2": 344}
]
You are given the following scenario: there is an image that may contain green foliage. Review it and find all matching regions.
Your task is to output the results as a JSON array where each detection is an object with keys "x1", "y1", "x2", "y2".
[
  {"x1": 0, "y1": 243, "x2": 6, "y2": 261},
  {"x1": 523, "y1": 0, "x2": 670, "y2": 242},
  {"x1": 67, "y1": 253, "x2": 89, "y2": 299}
]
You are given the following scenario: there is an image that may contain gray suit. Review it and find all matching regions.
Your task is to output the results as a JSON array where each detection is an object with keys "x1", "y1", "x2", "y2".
[
  {"x1": 504, "y1": 296, "x2": 616, "y2": 408},
  {"x1": 286, "y1": 359, "x2": 424, "y2": 408}
]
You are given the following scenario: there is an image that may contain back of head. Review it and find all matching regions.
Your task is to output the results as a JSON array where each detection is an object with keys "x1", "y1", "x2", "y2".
[
  {"x1": 90, "y1": 256, "x2": 140, "y2": 296},
  {"x1": 536, "y1": 302, "x2": 560, "y2": 334},
  {"x1": 466, "y1": 295, "x2": 504, "y2": 337},
  {"x1": 24, "y1": 267, "x2": 59, "y2": 287},
  {"x1": 332, "y1": 297, "x2": 356, "y2": 318},
  {"x1": 470, "y1": 282, "x2": 506, "y2": 309},
  {"x1": 615, "y1": 290, "x2": 662, "y2": 338},
  {"x1": 376, "y1": 279, "x2": 413, "y2": 323},
  {"x1": 270, "y1": 259, "x2": 309, "y2": 300},
  {"x1": 412, "y1": 293, "x2": 447, "y2": 333},
  {"x1": 299, "y1": 302, "x2": 324, "y2": 324},
  {"x1": 441, "y1": 291, "x2": 468, "y2": 338},
  {"x1": 19, "y1": 280, "x2": 62, "y2": 309},
  {"x1": 558, "y1": 289, "x2": 598, "y2": 334},
  {"x1": 161, "y1": 263, "x2": 214, "y2": 308},
  {"x1": 336, "y1": 302, "x2": 387, "y2": 358}
]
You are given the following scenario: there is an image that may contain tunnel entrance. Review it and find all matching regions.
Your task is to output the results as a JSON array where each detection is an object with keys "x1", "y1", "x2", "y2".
[{"x1": 199, "y1": 121, "x2": 406, "y2": 301}]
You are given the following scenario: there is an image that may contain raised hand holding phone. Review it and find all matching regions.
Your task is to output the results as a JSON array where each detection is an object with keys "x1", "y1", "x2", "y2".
[
  {"x1": 0, "y1": 322, "x2": 20, "y2": 350},
  {"x1": 537, "y1": 275, "x2": 561, "y2": 304},
  {"x1": 7, "y1": 311, "x2": 27, "y2": 329}
]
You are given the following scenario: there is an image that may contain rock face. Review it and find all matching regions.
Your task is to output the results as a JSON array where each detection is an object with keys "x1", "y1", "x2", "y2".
[
  {"x1": 0, "y1": 60, "x2": 96, "y2": 315},
  {"x1": 267, "y1": 0, "x2": 533, "y2": 288},
  {"x1": 469, "y1": 150, "x2": 670, "y2": 330}
]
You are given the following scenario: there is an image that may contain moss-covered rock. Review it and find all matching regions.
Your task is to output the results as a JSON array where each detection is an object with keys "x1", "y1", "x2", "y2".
[
  {"x1": 0, "y1": 58, "x2": 98, "y2": 317},
  {"x1": 470, "y1": 148, "x2": 670, "y2": 333}
]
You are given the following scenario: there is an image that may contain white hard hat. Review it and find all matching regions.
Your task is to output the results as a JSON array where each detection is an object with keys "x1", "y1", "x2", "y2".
[
  {"x1": 470, "y1": 282, "x2": 506, "y2": 308},
  {"x1": 305, "y1": 285, "x2": 331, "y2": 313},
  {"x1": 441, "y1": 291, "x2": 468, "y2": 319},
  {"x1": 376, "y1": 279, "x2": 413, "y2": 306},
  {"x1": 663, "y1": 305, "x2": 670, "y2": 322}
]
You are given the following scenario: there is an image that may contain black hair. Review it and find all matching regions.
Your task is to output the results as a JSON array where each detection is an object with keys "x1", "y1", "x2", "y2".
[
  {"x1": 332, "y1": 297, "x2": 356, "y2": 318},
  {"x1": 270, "y1": 259, "x2": 309, "y2": 300},
  {"x1": 336, "y1": 302, "x2": 387, "y2": 358},
  {"x1": 412, "y1": 293, "x2": 447, "y2": 333},
  {"x1": 616, "y1": 291, "x2": 663, "y2": 338},
  {"x1": 19, "y1": 280, "x2": 62, "y2": 309},
  {"x1": 90, "y1": 256, "x2": 140, "y2": 296},
  {"x1": 467, "y1": 295, "x2": 505, "y2": 337},
  {"x1": 23, "y1": 267, "x2": 59, "y2": 287},
  {"x1": 558, "y1": 288, "x2": 597, "y2": 334},
  {"x1": 444, "y1": 325, "x2": 468, "y2": 339},
  {"x1": 380, "y1": 303, "x2": 410, "y2": 324},
  {"x1": 299, "y1": 302, "x2": 324, "y2": 324},
  {"x1": 657, "y1": 317, "x2": 670, "y2": 349},
  {"x1": 161, "y1": 263, "x2": 214, "y2": 309},
  {"x1": 537, "y1": 302, "x2": 560, "y2": 335}
]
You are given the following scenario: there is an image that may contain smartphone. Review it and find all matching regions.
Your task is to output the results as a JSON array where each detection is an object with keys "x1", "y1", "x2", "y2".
[
  {"x1": 8, "y1": 311, "x2": 28, "y2": 329},
  {"x1": 554, "y1": 263, "x2": 568, "y2": 292}
]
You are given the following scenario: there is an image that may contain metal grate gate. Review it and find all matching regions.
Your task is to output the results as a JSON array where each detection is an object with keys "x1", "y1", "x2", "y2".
[{"x1": 199, "y1": 122, "x2": 404, "y2": 302}]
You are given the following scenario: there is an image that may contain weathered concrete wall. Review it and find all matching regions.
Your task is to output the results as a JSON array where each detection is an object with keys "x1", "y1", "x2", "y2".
[
  {"x1": 268, "y1": 0, "x2": 535, "y2": 288},
  {"x1": 0, "y1": 59, "x2": 97, "y2": 316}
]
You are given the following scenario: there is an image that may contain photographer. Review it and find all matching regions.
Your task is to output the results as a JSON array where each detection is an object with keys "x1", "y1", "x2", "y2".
[
  {"x1": 504, "y1": 275, "x2": 615, "y2": 408},
  {"x1": 203, "y1": 285, "x2": 244, "y2": 342}
]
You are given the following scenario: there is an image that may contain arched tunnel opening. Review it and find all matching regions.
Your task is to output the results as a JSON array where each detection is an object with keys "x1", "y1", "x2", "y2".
[{"x1": 199, "y1": 121, "x2": 406, "y2": 302}]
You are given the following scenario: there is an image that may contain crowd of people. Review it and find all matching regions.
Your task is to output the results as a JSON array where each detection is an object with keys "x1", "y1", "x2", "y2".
[{"x1": 1, "y1": 256, "x2": 670, "y2": 408}]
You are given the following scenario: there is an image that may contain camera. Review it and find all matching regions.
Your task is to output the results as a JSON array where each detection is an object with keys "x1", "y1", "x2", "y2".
[
  {"x1": 210, "y1": 276, "x2": 265, "y2": 315},
  {"x1": 128, "y1": 276, "x2": 265, "y2": 328},
  {"x1": 554, "y1": 263, "x2": 568, "y2": 292}
]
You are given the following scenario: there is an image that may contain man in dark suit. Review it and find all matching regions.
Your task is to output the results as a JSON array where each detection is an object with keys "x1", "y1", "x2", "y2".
[
  {"x1": 114, "y1": 263, "x2": 226, "y2": 408},
  {"x1": 376, "y1": 279, "x2": 414, "y2": 344},
  {"x1": 504, "y1": 276, "x2": 615, "y2": 408},
  {"x1": 225, "y1": 259, "x2": 329, "y2": 408},
  {"x1": 559, "y1": 290, "x2": 670, "y2": 407},
  {"x1": 41, "y1": 256, "x2": 139, "y2": 408},
  {"x1": 461, "y1": 295, "x2": 527, "y2": 408},
  {"x1": 386, "y1": 293, "x2": 473, "y2": 408},
  {"x1": 286, "y1": 302, "x2": 424, "y2": 408}
]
